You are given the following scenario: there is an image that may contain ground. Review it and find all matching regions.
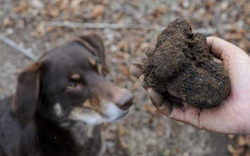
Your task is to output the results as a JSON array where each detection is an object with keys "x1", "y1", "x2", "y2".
[{"x1": 0, "y1": 0, "x2": 250, "y2": 156}]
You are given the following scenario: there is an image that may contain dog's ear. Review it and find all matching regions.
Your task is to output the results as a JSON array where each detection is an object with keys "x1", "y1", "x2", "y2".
[
  {"x1": 12, "y1": 63, "x2": 41, "y2": 123},
  {"x1": 73, "y1": 33, "x2": 109, "y2": 73}
]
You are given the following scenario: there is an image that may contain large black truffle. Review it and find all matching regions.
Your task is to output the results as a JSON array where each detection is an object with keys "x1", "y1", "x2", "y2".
[{"x1": 143, "y1": 18, "x2": 230, "y2": 109}]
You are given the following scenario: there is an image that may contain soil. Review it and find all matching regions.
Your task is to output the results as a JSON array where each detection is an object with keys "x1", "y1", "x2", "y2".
[{"x1": 143, "y1": 19, "x2": 230, "y2": 108}]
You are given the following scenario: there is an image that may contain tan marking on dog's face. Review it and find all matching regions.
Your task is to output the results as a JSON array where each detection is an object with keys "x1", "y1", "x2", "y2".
[
  {"x1": 83, "y1": 98, "x2": 102, "y2": 113},
  {"x1": 88, "y1": 58, "x2": 103, "y2": 74},
  {"x1": 69, "y1": 99, "x2": 129, "y2": 125},
  {"x1": 97, "y1": 64, "x2": 103, "y2": 74},
  {"x1": 71, "y1": 73, "x2": 80, "y2": 80},
  {"x1": 83, "y1": 99, "x2": 92, "y2": 108},
  {"x1": 88, "y1": 58, "x2": 97, "y2": 67}
]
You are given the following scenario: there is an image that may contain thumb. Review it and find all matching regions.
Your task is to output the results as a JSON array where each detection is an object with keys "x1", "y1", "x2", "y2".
[{"x1": 207, "y1": 37, "x2": 248, "y2": 61}]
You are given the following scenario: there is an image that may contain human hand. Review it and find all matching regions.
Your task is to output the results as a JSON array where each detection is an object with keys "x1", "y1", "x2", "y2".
[{"x1": 130, "y1": 37, "x2": 250, "y2": 134}]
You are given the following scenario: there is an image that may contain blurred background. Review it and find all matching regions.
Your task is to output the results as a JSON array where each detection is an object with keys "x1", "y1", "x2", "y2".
[{"x1": 0, "y1": 0, "x2": 250, "y2": 155}]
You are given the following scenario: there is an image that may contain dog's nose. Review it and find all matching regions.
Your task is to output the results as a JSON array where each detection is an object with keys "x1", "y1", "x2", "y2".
[{"x1": 116, "y1": 91, "x2": 133, "y2": 110}]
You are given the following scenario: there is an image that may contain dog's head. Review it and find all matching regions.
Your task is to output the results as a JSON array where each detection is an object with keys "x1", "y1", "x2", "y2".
[{"x1": 12, "y1": 34, "x2": 133, "y2": 126}]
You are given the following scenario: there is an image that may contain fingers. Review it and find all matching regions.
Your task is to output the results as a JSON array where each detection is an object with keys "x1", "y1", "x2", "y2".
[
  {"x1": 149, "y1": 92, "x2": 202, "y2": 129},
  {"x1": 142, "y1": 84, "x2": 190, "y2": 122},
  {"x1": 130, "y1": 63, "x2": 150, "y2": 89},
  {"x1": 147, "y1": 88, "x2": 164, "y2": 108},
  {"x1": 168, "y1": 103, "x2": 202, "y2": 129},
  {"x1": 130, "y1": 63, "x2": 201, "y2": 128},
  {"x1": 139, "y1": 75, "x2": 149, "y2": 89},
  {"x1": 129, "y1": 63, "x2": 143, "y2": 78},
  {"x1": 147, "y1": 88, "x2": 175, "y2": 117},
  {"x1": 147, "y1": 88, "x2": 190, "y2": 120},
  {"x1": 157, "y1": 100, "x2": 173, "y2": 116},
  {"x1": 130, "y1": 63, "x2": 172, "y2": 115},
  {"x1": 207, "y1": 36, "x2": 248, "y2": 60},
  {"x1": 135, "y1": 73, "x2": 202, "y2": 128}
]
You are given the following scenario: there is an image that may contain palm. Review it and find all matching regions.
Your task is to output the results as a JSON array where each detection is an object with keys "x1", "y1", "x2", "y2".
[{"x1": 198, "y1": 52, "x2": 250, "y2": 134}]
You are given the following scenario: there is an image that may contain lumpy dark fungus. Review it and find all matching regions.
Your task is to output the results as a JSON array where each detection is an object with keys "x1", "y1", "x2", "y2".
[{"x1": 143, "y1": 18, "x2": 230, "y2": 109}]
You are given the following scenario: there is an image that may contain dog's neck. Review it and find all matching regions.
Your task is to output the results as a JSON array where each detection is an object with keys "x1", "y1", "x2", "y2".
[
  {"x1": 60, "y1": 121, "x2": 102, "y2": 146},
  {"x1": 35, "y1": 115, "x2": 104, "y2": 155},
  {"x1": 68, "y1": 121, "x2": 105, "y2": 156}
]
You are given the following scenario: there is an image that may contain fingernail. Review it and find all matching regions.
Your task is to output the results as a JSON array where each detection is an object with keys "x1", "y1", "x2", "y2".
[
  {"x1": 129, "y1": 64, "x2": 143, "y2": 78},
  {"x1": 139, "y1": 75, "x2": 149, "y2": 88},
  {"x1": 213, "y1": 58, "x2": 222, "y2": 63},
  {"x1": 158, "y1": 100, "x2": 173, "y2": 117},
  {"x1": 148, "y1": 88, "x2": 163, "y2": 108}
]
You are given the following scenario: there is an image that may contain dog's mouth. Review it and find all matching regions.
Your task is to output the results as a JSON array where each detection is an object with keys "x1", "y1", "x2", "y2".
[
  {"x1": 108, "y1": 109, "x2": 130, "y2": 121},
  {"x1": 103, "y1": 101, "x2": 131, "y2": 122},
  {"x1": 67, "y1": 100, "x2": 133, "y2": 125},
  {"x1": 98, "y1": 98, "x2": 132, "y2": 122}
]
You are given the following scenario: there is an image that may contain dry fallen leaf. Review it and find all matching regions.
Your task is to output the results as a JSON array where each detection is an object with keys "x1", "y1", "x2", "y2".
[
  {"x1": 227, "y1": 144, "x2": 244, "y2": 155},
  {"x1": 71, "y1": 0, "x2": 83, "y2": 8},
  {"x1": 118, "y1": 124, "x2": 128, "y2": 149},
  {"x1": 118, "y1": 65, "x2": 129, "y2": 76},
  {"x1": 31, "y1": 0, "x2": 44, "y2": 9},
  {"x1": 3, "y1": 18, "x2": 14, "y2": 27},
  {"x1": 157, "y1": 120, "x2": 165, "y2": 137},
  {"x1": 32, "y1": 22, "x2": 46, "y2": 38},
  {"x1": 16, "y1": 19, "x2": 25, "y2": 29},
  {"x1": 14, "y1": 1, "x2": 30, "y2": 13},
  {"x1": 152, "y1": 5, "x2": 169, "y2": 17},
  {"x1": 117, "y1": 41, "x2": 130, "y2": 52},
  {"x1": 91, "y1": 5, "x2": 105, "y2": 18},
  {"x1": 47, "y1": 6, "x2": 60, "y2": 17}
]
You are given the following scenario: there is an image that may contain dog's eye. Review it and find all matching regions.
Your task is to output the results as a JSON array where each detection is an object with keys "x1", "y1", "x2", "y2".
[{"x1": 67, "y1": 82, "x2": 77, "y2": 90}]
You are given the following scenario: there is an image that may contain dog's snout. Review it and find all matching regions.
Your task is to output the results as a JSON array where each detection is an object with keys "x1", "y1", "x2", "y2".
[
  {"x1": 116, "y1": 91, "x2": 133, "y2": 110},
  {"x1": 88, "y1": 74, "x2": 134, "y2": 110}
]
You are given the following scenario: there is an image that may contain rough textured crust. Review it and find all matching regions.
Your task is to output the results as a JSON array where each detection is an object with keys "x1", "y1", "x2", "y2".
[{"x1": 143, "y1": 18, "x2": 230, "y2": 108}]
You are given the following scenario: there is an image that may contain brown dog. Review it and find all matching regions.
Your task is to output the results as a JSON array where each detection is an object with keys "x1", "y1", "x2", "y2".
[{"x1": 0, "y1": 34, "x2": 133, "y2": 156}]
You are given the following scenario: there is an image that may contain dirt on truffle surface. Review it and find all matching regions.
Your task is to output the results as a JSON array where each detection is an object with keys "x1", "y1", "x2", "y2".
[{"x1": 143, "y1": 18, "x2": 230, "y2": 109}]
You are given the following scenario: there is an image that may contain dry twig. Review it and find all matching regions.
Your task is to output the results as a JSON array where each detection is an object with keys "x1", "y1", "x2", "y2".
[
  {"x1": 46, "y1": 21, "x2": 160, "y2": 30},
  {"x1": 0, "y1": 34, "x2": 38, "y2": 61},
  {"x1": 46, "y1": 21, "x2": 217, "y2": 35}
]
